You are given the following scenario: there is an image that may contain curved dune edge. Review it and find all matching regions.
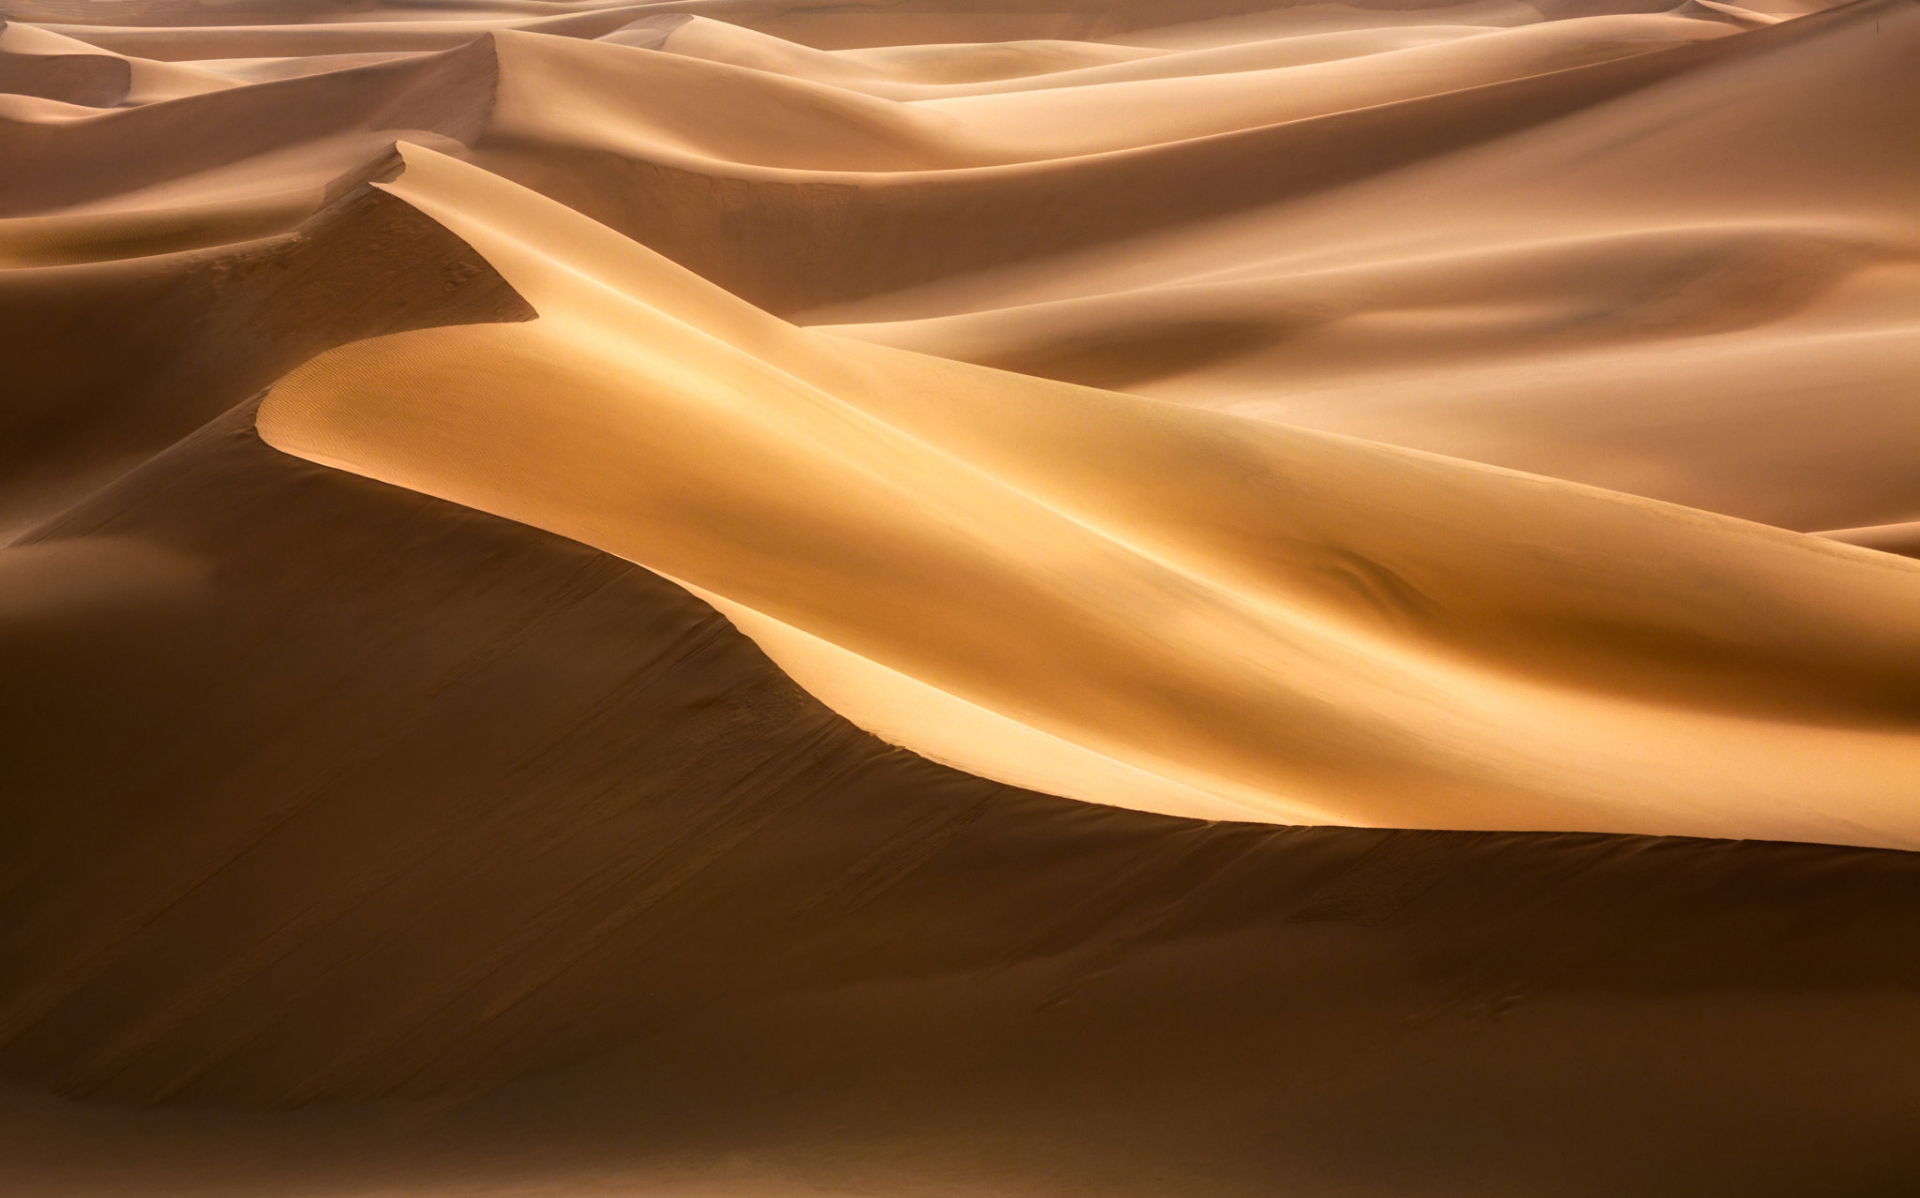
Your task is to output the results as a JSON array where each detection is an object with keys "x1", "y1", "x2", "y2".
[
  {"x1": 0, "y1": 145, "x2": 534, "y2": 539},
  {"x1": 258, "y1": 143, "x2": 1920, "y2": 850},
  {"x1": 1819, "y1": 520, "x2": 1920, "y2": 561},
  {"x1": 682, "y1": 578, "x2": 1281, "y2": 822}
]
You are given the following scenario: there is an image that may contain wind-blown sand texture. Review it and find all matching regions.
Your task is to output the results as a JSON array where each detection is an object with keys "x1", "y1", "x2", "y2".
[{"x1": 3, "y1": 0, "x2": 1918, "y2": 1194}]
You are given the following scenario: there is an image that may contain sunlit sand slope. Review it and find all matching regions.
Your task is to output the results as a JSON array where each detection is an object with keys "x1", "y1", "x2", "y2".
[{"x1": 261, "y1": 146, "x2": 1920, "y2": 848}]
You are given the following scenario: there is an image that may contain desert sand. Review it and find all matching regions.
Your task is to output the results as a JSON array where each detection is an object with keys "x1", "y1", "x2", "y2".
[{"x1": 3, "y1": 0, "x2": 1918, "y2": 1193}]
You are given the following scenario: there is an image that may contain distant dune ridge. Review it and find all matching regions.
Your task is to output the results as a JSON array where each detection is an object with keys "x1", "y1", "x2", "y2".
[{"x1": 3, "y1": 0, "x2": 1919, "y2": 1194}]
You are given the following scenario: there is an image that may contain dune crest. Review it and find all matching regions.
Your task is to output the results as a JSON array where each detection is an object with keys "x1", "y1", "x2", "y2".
[{"x1": 259, "y1": 143, "x2": 1920, "y2": 848}]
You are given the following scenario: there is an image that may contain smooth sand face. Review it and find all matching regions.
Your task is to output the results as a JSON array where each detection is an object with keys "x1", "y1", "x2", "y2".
[
  {"x1": 260, "y1": 143, "x2": 1920, "y2": 849},
  {"x1": 6, "y1": 0, "x2": 1920, "y2": 1192}
]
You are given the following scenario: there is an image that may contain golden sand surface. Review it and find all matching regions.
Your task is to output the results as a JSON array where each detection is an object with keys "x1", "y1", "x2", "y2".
[{"x1": 3, "y1": 1, "x2": 1918, "y2": 1193}]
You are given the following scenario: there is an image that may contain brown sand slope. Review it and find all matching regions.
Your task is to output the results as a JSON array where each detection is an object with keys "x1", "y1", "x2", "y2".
[{"x1": 4, "y1": 405, "x2": 1919, "y2": 1196}]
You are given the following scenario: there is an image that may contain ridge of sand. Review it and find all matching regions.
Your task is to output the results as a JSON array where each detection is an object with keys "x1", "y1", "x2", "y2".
[
  {"x1": 637, "y1": 11, "x2": 1723, "y2": 100},
  {"x1": 17, "y1": 7, "x2": 656, "y2": 61},
  {"x1": 258, "y1": 144, "x2": 1920, "y2": 848},
  {"x1": 0, "y1": 19, "x2": 240, "y2": 105},
  {"x1": 0, "y1": 146, "x2": 531, "y2": 537},
  {"x1": 810, "y1": 0, "x2": 1920, "y2": 532},
  {"x1": 448, "y1": 26, "x2": 1768, "y2": 324},
  {"x1": 0, "y1": 1, "x2": 1787, "y2": 350},
  {"x1": 1819, "y1": 519, "x2": 1920, "y2": 558}
]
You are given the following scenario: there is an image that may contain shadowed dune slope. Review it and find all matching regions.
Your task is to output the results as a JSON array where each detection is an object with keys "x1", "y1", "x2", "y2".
[
  {"x1": 3, "y1": 408, "x2": 1919, "y2": 1198},
  {"x1": 0, "y1": 155, "x2": 532, "y2": 538},
  {"x1": 260, "y1": 145, "x2": 1920, "y2": 848},
  {"x1": 2, "y1": 402, "x2": 1030, "y2": 1107}
]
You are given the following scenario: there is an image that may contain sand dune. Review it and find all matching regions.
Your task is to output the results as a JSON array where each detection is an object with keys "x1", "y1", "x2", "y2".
[
  {"x1": 4, "y1": 0, "x2": 1918, "y2": 1193},
  {"x1": 259, "y1": 144, "x2": 1920, "y2": 847},
  {"x1": 6, "y1": 406, "x2": 1920, "y2": 1195},
  {"x1": 1, "y1": 152, "x2": 530, "y2": 536},
  {"x1": 812, "y1": 0, "x2": 1920, "y2": 532}
]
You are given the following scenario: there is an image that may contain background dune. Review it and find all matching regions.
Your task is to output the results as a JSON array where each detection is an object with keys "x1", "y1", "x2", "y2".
[
  {"x1": 3, "y1": 0, "x2": 1917, "y2": 1193},
  {"x1": 809, "y1": 0, "x2": 1920, "y2": 534}
]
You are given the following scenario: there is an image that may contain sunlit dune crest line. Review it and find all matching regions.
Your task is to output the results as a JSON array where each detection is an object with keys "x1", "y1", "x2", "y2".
[
  {"x1": 259, "y1": 143, "x2": 1920, "y2": 849},
  {"x1": 683, "y1": 578, "x2": 1280, "y2": 822}
]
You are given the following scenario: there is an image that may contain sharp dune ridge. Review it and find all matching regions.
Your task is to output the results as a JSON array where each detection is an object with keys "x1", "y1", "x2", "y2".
[
  {"x1": 3, "y1": 0, "x2": 1918, "y2": 1193},
  {"x1": 0, "y1": 153, "x2": 533, "y2": 536},
  {"x1": 259, "y1": 142, "x2": 1920, "y2": 845}
]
